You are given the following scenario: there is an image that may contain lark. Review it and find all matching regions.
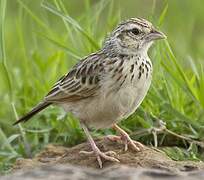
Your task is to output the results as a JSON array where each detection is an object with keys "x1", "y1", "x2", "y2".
[{"x1": 14, "y1": 18, "x2": 166, "y2": 168}]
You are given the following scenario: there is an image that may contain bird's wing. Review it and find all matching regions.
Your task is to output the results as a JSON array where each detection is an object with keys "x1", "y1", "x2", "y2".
[{"x1": 45, "y1": 53, "x2": 105, "y2": 102}]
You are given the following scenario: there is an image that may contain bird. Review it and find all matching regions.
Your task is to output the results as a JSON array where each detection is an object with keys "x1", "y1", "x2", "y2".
[{"x1": 13, "y1": 17, "x2": 166, "y2": 168}]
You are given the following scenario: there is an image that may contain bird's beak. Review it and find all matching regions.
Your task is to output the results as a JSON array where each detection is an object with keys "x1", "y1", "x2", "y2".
[{"x1": 147, "y1": 28, "x2": 167, "y2": 41}]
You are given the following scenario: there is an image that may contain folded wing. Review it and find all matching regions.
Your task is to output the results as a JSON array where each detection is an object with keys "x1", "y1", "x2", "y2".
[{"x1": 45, "y1": 53, "x2": 105, "y2": 102}]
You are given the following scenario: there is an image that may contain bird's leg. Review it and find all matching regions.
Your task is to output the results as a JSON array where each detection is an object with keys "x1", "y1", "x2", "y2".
[
  {"x1": 79, "y1": 123, "x2": 119, "y2": 168},
  {"x1": 107, "y1": 124, "x2": 144, "y2": 151}
]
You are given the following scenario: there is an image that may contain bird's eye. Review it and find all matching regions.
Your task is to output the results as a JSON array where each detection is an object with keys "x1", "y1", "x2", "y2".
[{"x1": 130, "y1": 28, "x2": 140, "y2": 35}]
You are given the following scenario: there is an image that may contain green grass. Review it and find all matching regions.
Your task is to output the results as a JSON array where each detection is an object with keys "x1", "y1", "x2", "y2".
[{"x1": 1, "y1": 0, "x2": 204, "y2": 174}]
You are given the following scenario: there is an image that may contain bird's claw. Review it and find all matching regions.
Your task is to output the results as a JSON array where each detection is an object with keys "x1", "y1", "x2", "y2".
[
  {"x1": 106, "y1": 134, "x2": 144, "y2": 152},
  {"x1": 80, "y1": 149, "x2": 119, "y2": 168}
]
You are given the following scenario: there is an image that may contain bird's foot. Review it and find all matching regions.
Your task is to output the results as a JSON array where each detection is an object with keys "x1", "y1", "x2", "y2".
[
  {"x1": 107, "y1": 133, "x2": 144, "y2": 152},
  {"x1": 80, "y1": 147, "x2": 119, "y2": 168}
]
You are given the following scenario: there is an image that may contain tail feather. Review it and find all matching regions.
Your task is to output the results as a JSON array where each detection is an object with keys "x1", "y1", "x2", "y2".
[{"x1": 13, "y1": 101, "x2": 52, "y2": 125}]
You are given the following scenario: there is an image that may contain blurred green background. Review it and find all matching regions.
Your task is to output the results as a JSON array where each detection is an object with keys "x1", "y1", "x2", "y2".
[{"x1": 1, "y1": 0, "x2": 204, "y2": 173}]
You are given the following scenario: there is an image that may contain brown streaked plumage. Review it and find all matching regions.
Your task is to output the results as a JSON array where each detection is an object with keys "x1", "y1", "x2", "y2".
[{"x1": 14, "y1": 17, "x2": 166, "y2": 168}]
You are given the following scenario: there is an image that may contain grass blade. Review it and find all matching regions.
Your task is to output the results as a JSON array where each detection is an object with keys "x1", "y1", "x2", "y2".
[
  {"x1": 162, "y1": 41, "x2": 200, "y2": 104},
  {"x1": 41, "y1": 1, "x2": 100, "y2": 50},
  {"x1": 0, "y1": 0, "x2": 12, "y2": 100},
  {"x1": 17, "y1": 0, "x2": 50, "y2": 31},
  {"x1": 158, "y1": 3, "x2": 168, "y2": 26},
  {"x1": 0, "y1": 128, "x2": 18, "y2": 155},
  {"x1": 35, "y1": 31, "x2": 81, "y2": 60}
]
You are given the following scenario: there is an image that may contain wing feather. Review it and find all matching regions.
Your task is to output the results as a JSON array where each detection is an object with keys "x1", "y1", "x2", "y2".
[{"x1": 45, "y1": 53, "x2": 105, "y2": 102}]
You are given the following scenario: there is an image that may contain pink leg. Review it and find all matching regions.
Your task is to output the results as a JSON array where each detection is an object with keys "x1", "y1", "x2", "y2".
[
  {"x1": 107, "y1": 124, "x2": 144, "y2": 151},
  {"x1": 80, "y1": 123, "x2": 119, "y2": 168}
]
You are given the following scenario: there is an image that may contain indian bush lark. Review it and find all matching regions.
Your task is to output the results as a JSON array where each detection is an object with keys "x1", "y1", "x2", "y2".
[{"x1": 14, "y1": 18, "x2": 166, "y2": 168}]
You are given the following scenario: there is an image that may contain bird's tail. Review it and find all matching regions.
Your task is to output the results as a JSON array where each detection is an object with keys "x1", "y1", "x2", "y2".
[{"x1": 13, "y1": 101, "x2": 52, "y2": 125}]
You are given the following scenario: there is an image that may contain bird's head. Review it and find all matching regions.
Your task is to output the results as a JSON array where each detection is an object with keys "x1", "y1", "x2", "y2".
[{"x1": 103, "y1": 18, "x2": 166, "y2": 56}]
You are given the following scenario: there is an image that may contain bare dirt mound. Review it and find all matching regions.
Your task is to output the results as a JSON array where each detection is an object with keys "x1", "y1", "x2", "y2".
[
  {"x1": 13, "y1": 137, "x2": 204, "y2": 171},
  {"x1": 2, "y1": 137, "x2": 203, "y2": 180}
]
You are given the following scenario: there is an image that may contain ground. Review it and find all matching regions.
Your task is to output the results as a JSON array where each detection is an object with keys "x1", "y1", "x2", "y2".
[{"x1": 3, "y1": 137, "x2": 204, "y2": 179}]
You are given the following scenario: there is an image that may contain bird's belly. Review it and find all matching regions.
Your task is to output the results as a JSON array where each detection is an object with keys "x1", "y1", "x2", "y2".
[
  {"x1": 61, "y1": 96, "x2": 124, "y2": 129},
  {"x1": 61, "y1": 75, "x2": 151, "y2": 129}
]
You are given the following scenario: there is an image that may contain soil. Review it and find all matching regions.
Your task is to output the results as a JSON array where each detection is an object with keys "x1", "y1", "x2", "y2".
[{"x1": 13, "y1": 137, "x2": 204, "y2": 172}]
